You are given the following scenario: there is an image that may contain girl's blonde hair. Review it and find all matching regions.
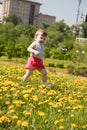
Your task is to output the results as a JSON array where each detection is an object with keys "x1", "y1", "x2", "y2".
[{"x1": 34, "y1": 29, "x2": 47, "y2": 39}]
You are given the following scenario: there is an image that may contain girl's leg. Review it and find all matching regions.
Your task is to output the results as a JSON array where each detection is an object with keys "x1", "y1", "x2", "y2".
[
  {"x1": 23, "y1": 69, "x2": 33, "y2": 82},
  {"x1": 38, "y1": 69, "x2": 48, "y2": 85}
]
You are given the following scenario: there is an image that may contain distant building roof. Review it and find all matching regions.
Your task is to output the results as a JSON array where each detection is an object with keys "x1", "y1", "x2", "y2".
[{"x1": 24, "y1": 0, "x2": 42, "y2": 5}]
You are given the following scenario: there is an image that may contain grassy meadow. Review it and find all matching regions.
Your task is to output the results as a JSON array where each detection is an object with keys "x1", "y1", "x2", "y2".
[{"x1": 0, "y1": 62, "x2": 87, "y2": 130}]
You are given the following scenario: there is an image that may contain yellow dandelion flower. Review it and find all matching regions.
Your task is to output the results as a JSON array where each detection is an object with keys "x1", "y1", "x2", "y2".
[
  {"x1": 32, "y1": 95, "x2": 38, "y2": 102},
  {"x1": 38, "y1": 102, "x2": 43, "y2": 105},
  {"x1": 71, "y1": 123, "x2": 77, "y2": 128},
  {"x1": 29, "y1": 103, "x2": 35, "y2": 108},
  {"x1": 47, "y1": 90, "x2": 56, "y2": 96},
  {"x1": 17, "y1": 120, "x2": 22, "y2": 125},
  {"x1": 37, "y1": 111, "x2": 45, "y2": 117},
  {"x1": 23, "y1": 110, "x2": 31, "y2": 116},
  {"x1": 59, "y1": 118, "x2": 64, "y2": 123},
  {"x1": 56, "y1": 102, "x2": 62, "y2": 107},
  {"x1": 5, "y1": 101, "x2": 10, "y2": 105},
  {"x1": 45, "y1": 119, "x2": 48, "y2": 123},
  {"x1": 59, "y1": 126, "x2": 64, "y2": 129},
  {"x1": 7, "y1": 109, "x2": 15, "y2": 114},
  {"x1": 0, "y1": 116, "x2": 10, "y2": 123},
  {"x1": 0, "y1": 96, "x2": 2, "y2": 100},
  {"x1": 70, "y1": 114, "x2": 75, "y2": 117},
  {"x1": 11, "y1": 115, "x2": 18, "y2": 119},
  {"x1": 22, "y1": 121, "x2": 28, "y2": 127},
  {"x1": 82, "y1": 125, "x2": 86, "y2": 129},
  {"x1": 23, "y1": 94, "x2": 29, "y2": 100},
  {"x1": 54, "y1": 120, "x2": 59, "y2": 125},
  {"x1": 57, "y1": 109, "x2": 62, "y2": 113},
  {"x1": 10, "y1": 87, "x2": 16, "y2": 91},
  {"x1": 8, "y1": 105, "x2": 14, "y2": 109},
  {"x1": 5, "y1": 94, "x2": 10, "y2": 98},
  {"x1": 0, "y1": 110, "x2": 2, "y2": 114},
  {"x1": 73, "y1": 105, "x2": 83, "y2": 110}
]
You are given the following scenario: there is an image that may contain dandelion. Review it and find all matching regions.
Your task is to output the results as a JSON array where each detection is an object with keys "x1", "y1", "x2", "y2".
[
  {"x1": 37, "y1": 111, "x2": 45, "y2": 117},
  {"x1": 7, "y1": 109, "x2": 15, "y2": 114},
  {"x1": 22, "y1": 121, "x2": 28, "y2": 127},
  {"x1": 54, "y1": 120, "x2": 59, "y2": 125},
  {"x1": 71, "y1": 123, "x2": 77, "y2": 128},
  {"x1": 73, "y1": 105, "x2": 83, "y2": 110},
  {"x1": 59, "y1": 118, "x2": 64, "y2": 123},
  {"x1": 32, "y1": 95, "x2": 38, "y2": 102},
  {"x1": 23, "y1": 110, "x2": 31, "y2": 116},
  {"x1": 11, "y1": 115, "x2": 18, "y2": 119},
  {"x1": 82, "y1": 125, "x2": 86, "y2": 129},
  {"x1": 0, "y1": 110, "x2": 2, "y2": 114},
  {"x1": 29, "y1": 103, "x2": 35, "y2": 108},
  {"x1": 45, "y1": 119, "x2": 48, "y2": 123},
  {"x1": 59, "y1": 126, "x2": 64, "y2": 129},
  {"x1": 56, "y1": 102, "x2": 62, "y2": 107},
  {"x1": 23, "y1": 94, "x2": 29, "y2": 100},
  {"x1": 5, "y1": 101, "x2": 11, "y2": 105},
  {"x1": 17, "y1": 120, "x2": 22, "y2": 125},
  {"x1": 47, "y1": 90, "x2": 56, "y2": 96},
  {"x1": 0, "y1": 96, "x2": 2, "y2": 100},
  {"x1": 0, "y1": 116, "x2": 10, "y2": 123},
  {"x1": 70, "y1": 114, "x2": 75, "y2": 118},
  {"x1": 8, "y1": 105, "x2": 14, "y2": 109}
]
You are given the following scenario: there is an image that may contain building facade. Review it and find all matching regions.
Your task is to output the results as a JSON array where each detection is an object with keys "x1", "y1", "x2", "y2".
[
  {"x1": 34, "y1": 13, "x2": 56, "y2": 26},
  {"x1": 0, "y1": 1, "x2": 3, "y2": 22},
  {"x1": 0, "y1": 0, "x2": 56, "y2": 26}
]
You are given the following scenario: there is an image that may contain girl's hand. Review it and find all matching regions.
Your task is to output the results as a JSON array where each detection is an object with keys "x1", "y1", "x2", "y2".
[{"x1": 34, "y1": 50, "x2": 40, "y2": 55}]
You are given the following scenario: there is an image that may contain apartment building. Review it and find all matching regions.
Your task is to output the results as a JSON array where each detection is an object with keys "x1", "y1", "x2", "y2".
[
  {"x1": 34, "y1": 13, "x2": 56, "y2": 26},
  {"x1": 0, "y1": 0, "x2": 56, "y2": 26},
  {"x1": 0, "y1": 1, "x2": 3, "y2": 22}
]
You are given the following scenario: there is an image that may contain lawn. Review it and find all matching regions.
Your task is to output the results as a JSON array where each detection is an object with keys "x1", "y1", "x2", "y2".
[{"x1": 0, "y1": 62, "x2": 87, "y2": 130}]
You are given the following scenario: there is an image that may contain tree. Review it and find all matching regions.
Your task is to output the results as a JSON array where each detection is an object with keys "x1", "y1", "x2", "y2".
[
  {"x1": 5, "y1": 40, "x2": 15, "y2": 59},
  {"x1": 4, "y1": 14, "x2": 22, "y2": 25},
  {"x1": 82, "y1": 22, "x2": 87, "y2": 38},
  {"x1": 0, "y1": 37, "x2": 5, "y2": 56}
]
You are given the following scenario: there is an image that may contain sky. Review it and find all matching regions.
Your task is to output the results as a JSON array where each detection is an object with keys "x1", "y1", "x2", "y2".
[
  {"x1": 34, "y1": 0, "x2": 87, "y2": 26},
  {"x1": 0, "y1": 0, "x2": 87, "y2": 26}
]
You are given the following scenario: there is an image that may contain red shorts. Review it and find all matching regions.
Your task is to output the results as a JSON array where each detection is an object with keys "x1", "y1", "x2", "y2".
[{"x1": 25, "y1": 56, "x2": 45, "y2": 69}]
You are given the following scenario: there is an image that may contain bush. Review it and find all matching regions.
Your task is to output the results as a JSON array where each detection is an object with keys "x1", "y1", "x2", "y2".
[
  {"x1": 67, "y1": 65, "x2": 87, "y2": 77},
  {"x1": 78, "y1": 68, "x2": 87, "y2": 77},
  {"x1": 56, "y1": 63, "x2": 64, "y2": 68},
  {"x1": 48, "y1": 63, "x2": 55, "y2": 67},
  {"x1": 67, "y1": 65, "x2": 75, "y2": 75}
]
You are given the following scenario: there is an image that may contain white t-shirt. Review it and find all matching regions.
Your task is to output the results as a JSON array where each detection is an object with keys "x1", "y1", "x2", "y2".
[{"x1": 28, "y1": 41, "x2": 44, "y2": 59}]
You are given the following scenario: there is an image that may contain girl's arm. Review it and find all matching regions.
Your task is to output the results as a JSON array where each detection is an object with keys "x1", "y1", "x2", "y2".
[{"x1": 27, "y1": 42, "x2": 40, "y2": 55}]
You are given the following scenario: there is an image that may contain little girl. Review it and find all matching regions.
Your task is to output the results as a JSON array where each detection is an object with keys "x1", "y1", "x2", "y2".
[{"x1": 23, "y1": 29, "x2": 53, "y2": 88}]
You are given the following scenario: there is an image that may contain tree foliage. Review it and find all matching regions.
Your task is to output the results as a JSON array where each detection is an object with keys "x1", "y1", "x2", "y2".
[
  {"x1": 4, "y1": 14, "x2": 22, "y2": 25},
  {"x1": 0, "y1": 21, "x2": 87, "y2": 63},
  {"x1": 82, "y1": 22, "x2": 87, "y2": 38}
]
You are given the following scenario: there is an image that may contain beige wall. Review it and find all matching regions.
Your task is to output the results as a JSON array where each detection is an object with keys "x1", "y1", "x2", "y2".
[
  {"x1": 34, "y1": 13, "x2": 56, "y2": 26},
  {"x1": 9, "y1": 0, "x2": 31, "y2": 24},
  {"x1": 1, "y1": 0, "x2": 56, "y2": 25},
  {"x1": 0, "y1": 3, "x2": 3, "y2": 22},
  {"x1": 3, "y1": 0, "x2": 41, "y2": 24}
]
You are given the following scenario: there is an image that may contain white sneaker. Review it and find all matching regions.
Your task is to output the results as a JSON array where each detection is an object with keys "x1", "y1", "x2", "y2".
[{"x1": 43, "y1": 82, "x2": 54, "y2": 89}]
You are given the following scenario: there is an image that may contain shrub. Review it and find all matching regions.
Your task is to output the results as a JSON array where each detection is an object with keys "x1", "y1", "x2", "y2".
[
  {"x1": 48, "y1": 63, "x2": 55, "y2": 67},
  {"x1": 56, "y1": 63, "x2": 64, "y2": 68},
  {"x1": 78, "y1": 68, "x2": 87, "y2": 77},
  {"x1": 67, "y1": 65, "x2": 76, "y2": 75}
]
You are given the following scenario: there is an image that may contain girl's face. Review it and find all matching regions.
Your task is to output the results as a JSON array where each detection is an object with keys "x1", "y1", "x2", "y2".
[{"x1": 36, "y1": 33, "x2": 46, "y2": 44}]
